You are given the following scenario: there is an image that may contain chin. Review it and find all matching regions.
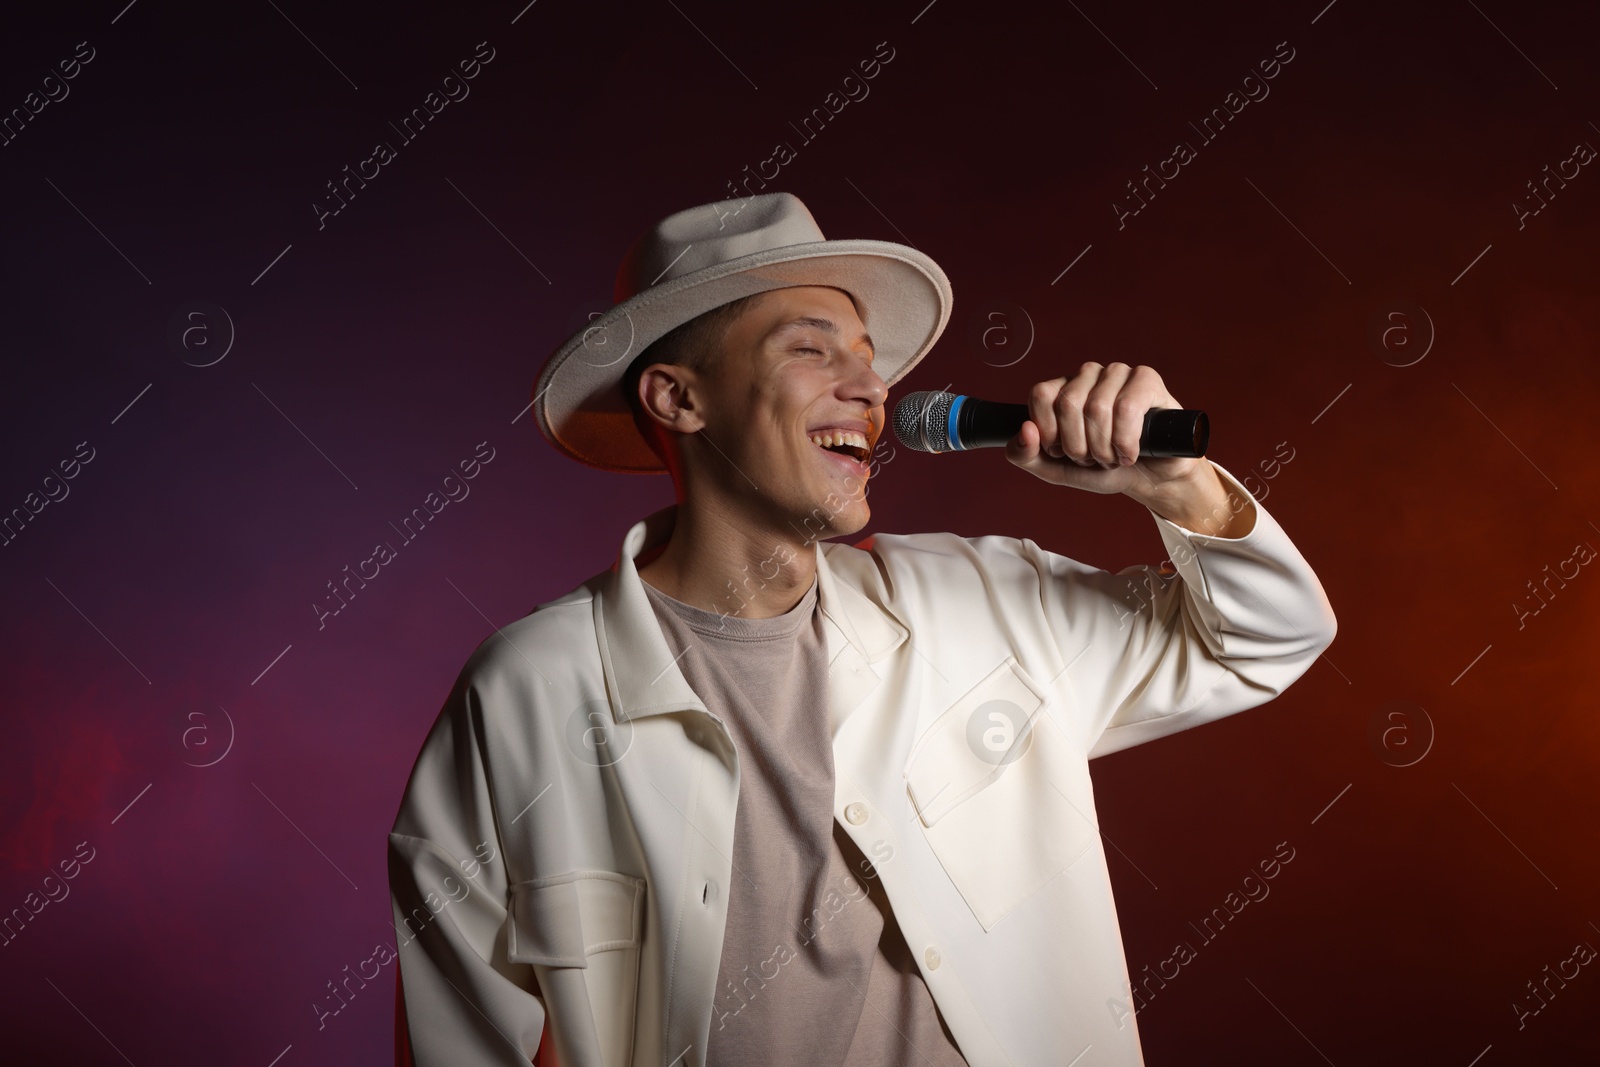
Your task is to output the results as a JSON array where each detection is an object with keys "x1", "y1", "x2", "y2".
[
  {"x1": 821, "y1": 493, "x2": 871, "y2": 539},
  {"x1": 831, "y1": 505, "x2": 870, "y2": 538},
  {"x1": 787, "y1": 487, "x2": 870, "y2": 545}
]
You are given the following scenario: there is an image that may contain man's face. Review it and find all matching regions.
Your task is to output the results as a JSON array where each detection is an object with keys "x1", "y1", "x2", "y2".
[{"x1": 687, "y1": 285, "x2": 887, "y2": 541}]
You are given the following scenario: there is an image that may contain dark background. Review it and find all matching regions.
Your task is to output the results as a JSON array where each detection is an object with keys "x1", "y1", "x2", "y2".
[{"x1": 2, "y1": 0, "x2": 1597, "y2": 1063}]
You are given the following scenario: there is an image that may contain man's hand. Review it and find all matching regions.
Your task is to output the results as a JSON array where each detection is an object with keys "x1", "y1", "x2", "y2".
[{"x1": 1005, "y1": 361, "x2": 1256, "y2": 537}]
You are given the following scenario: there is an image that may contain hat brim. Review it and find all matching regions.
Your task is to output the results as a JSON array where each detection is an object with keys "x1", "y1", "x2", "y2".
[{"x1": 533, "y1": 238, "x2": 952, "y2": 473}]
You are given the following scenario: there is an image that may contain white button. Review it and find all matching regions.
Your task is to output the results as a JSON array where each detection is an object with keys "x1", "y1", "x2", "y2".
[
  {"x1": 845, "y1": 802, "x2": 868, "y2": 825},
  {"x1": 925, "y1": 947, "x2": 941, "y2": 970}
]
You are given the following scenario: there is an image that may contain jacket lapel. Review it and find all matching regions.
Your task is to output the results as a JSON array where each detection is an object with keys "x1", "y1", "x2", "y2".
[
  {"x1": 595, "y1": 505, "x2": 708, "y2": 724},
  {"x1": 816, "y1": 540, "x2": 908, "y2": 736}
]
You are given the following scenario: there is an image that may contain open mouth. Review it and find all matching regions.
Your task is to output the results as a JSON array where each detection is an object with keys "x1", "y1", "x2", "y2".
[{"x1": 808, "y1": 429, "x2": 871, "y2": 464}]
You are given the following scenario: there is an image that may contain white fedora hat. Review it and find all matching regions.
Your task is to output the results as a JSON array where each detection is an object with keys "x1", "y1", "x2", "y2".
[{"x1": 532, "y1": 191, "x2": 952, "y2": 473}]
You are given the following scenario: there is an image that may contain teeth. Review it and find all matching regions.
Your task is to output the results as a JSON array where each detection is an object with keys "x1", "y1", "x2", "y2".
[{"x1": 808, "y1": 430, "x2": 869, "y2": 454}]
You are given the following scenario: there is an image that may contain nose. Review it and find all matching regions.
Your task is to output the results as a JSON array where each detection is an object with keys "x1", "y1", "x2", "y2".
[{"x1": 843, "y1": 348, "x2": 888, "y2": 410}]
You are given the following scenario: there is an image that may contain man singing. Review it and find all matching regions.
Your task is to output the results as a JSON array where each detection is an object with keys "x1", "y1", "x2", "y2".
[{"x1": 387, "y1": 191, "x2": 1337, "y2": 1066}]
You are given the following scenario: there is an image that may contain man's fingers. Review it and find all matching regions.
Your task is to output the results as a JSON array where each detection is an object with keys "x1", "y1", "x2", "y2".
[
  {"x1": 1029, "y1": 363, "x2": 1174, "y2": 469},
  {"x1": 1028, "y1": 377, "x2": 1067, "y2": 458},
  {"x1": 1112, "y1": 388, "x2": 1147, "y2": 468},
  {"x1": 1080, "y1": 362, "x2": 1133, "y2": 467},
  {"x1": 1053, "y1": 361, "x2": 1109, "y2": 464}
]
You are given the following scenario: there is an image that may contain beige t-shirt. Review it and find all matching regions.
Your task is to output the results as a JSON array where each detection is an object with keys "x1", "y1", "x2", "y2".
[{"x1": 642, "y1": 574, "x2": 968, "y2": 1067}]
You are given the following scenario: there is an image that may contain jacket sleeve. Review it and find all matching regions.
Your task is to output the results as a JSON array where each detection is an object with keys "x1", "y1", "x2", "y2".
[
  {"x1": 1017, "y1": 459, "x2": 1337, "y2": 757},
  {"x1": 388, "y1": 664, "x2": 547, "y2": 1064}
]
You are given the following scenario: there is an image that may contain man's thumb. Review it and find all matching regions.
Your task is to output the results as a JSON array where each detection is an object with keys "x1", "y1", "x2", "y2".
[{"x1": 1006, "y1": 419, "x2": 1043, "y2": 468}]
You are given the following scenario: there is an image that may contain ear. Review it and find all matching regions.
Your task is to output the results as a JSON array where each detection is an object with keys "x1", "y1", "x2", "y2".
[{"x1": 638, "y1": 363, "x2": 706, "y2": 434}]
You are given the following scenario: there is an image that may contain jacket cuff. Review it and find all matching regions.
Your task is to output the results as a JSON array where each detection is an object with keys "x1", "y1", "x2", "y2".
[
  {"x1": 1146, "y1": 459, "x2": 1265, "y2": 545},
  {"x1": 1144, "y1": 460, "x2": 1279, "y2": 604}
]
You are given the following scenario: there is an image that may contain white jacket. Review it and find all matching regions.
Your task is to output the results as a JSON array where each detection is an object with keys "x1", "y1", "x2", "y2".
[{"x1": 388, "y1": 460, "x2": 1337, "y2": 1066}]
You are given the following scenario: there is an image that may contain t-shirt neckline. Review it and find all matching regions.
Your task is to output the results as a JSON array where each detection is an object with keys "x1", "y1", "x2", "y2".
[{"x1": 642, "y1": 573, "x2": 819, "y2": 641}]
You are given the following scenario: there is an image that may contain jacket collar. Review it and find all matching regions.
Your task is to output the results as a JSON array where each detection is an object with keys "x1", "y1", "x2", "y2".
[{"x1": 595, "y1": 504, "x2": 907, "y2": 723}]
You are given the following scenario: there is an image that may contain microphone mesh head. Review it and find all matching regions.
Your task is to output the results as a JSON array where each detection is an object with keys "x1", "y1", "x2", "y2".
[{"x1": 892, "y1": 390, "x2": 955, "y2": 453}]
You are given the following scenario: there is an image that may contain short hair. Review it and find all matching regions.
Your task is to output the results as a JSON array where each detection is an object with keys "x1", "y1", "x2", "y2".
[{"x1": 620, "y1": 291, "x2": 768, "y2": 462}]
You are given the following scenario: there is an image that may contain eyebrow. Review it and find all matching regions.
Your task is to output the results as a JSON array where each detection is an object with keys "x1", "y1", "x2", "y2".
[{"x1": 773, "y1": 316, "x2": 875, "y2": 357}]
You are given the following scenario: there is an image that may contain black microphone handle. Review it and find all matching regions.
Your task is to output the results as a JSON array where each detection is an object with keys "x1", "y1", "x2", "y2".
[{"x1": 957, "y1": 401, "x2": 1209, "y2": 457}]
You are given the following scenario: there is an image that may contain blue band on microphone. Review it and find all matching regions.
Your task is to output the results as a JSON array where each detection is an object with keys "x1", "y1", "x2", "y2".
[{"x1": 946, "y1": 394, "x2": 965, "y2": 451}]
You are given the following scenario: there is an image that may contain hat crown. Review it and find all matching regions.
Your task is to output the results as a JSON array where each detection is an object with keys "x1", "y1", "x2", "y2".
[{"x1": 613, "y1": 191, "x2": 826, "y2": 302}]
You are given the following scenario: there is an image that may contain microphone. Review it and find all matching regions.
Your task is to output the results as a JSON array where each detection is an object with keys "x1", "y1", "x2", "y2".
[{"x1": 892, "y1": 390, "x2": 1209, "y2": 457}]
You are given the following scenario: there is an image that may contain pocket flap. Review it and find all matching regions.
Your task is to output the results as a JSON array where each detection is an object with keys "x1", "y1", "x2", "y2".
[
  {"x1": 904, "y1": 656, "x2": 1048, "y2": 827},
  {"x1": 506, "y1": 869, "x2": 645, "y2": 968}
]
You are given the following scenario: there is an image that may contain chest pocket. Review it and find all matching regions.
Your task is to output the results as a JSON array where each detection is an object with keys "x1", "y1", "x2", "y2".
[
  {"x1": 904, "y1": 656, "x2": 1099, "y2": 931},
  {"x1": 507, "y1": 869, "x2": 645, "y2": 1067}
]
